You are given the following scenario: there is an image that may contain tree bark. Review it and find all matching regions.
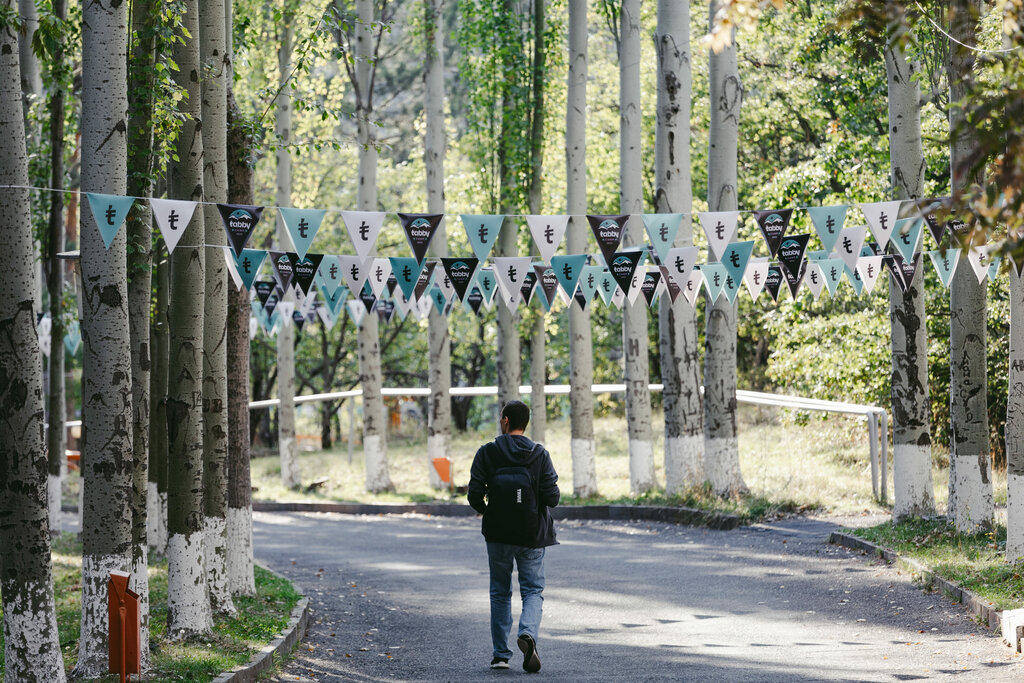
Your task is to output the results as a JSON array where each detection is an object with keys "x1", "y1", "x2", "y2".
[
  {"x1": 276, "y1": 9, "x2": 300, "y2": 490},
  {"x1": 17, "y1": 0, "x2": 42, "y2": 123},
  {"x1": 566, "y1": 0, "x2": 596, "y2": 496},
  {"x1": 528, "y1": 0, "x2": 546, "y2": 444},
  {"x1": 75, "y1": 0, "x2": 135, "y2": 673},
  {"x1": 148, "y1": 243, "x2": 169, "y2": 554},
  {"x1": 530, "y1": 313, "x2": 546, "y2": 442},
  {"x1": 166, "y1": 0, "x2": 213, "y2": 636},
  {"x1": 226, "y1": 87, "x2": 256, "y2": 595},
  {"x1": 620, "y1": 0, "x2": 655, "y2": 493},
  {"x1": 947, "y1": 0, "x2": 992, "y2": 532},
  {"x1": 885, "y1": 30, "x2": 935, "y2": 521},
  {"x1": 0, "y1": 6, "x2": 66, "y2": 678},
  {"x1": 704, "y1": 0, "x2": 746, "y2": 496},
  {"x1": 200, "y1": 0, "x2": 235, "y2": 615},
  {"x1": 425, "y1": 0, "x2": 450, "y2": 488},
  {"x1": 126, "y1": 0, "x2": 158, "y2": 663},
  {"x1": 655, "y1": 0, "x2": 701, "y2": 494}
]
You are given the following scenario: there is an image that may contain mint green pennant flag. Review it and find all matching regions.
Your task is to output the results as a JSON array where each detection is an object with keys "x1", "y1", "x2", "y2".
[
  {"x1": 928, "y1": 249, "x2": 960, "y2": 288},
  {"x1": 86, "y1": 193, "x2": 136, "y2": 249}
]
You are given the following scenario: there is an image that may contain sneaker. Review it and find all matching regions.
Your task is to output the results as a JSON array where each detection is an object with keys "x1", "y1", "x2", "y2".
[
  {"x1": 490, "y1": 657, "x2": 510, "y2": 669},
  {"x1": 517, "y1": 634, "x2": 541, "y2": 673}
]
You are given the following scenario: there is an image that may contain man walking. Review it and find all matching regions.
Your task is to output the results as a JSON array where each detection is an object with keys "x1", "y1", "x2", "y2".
[{"x1": 468, "y1": 400, "x2": 560, "y2": 672}]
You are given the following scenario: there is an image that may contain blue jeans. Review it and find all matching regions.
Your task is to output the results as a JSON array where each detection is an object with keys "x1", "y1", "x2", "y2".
[{"x1": 486, "y1": 542, "x2": 546, "y2": 659}]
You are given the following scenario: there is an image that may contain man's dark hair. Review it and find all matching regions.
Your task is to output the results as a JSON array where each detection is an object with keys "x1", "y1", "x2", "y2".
[{"x1": 501, "y1": 400, "x2": 530, "y2": 432}]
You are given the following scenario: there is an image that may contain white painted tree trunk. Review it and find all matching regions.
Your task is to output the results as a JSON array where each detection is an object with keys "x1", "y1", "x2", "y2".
[
  {"x1": 704, "y1": 0, "x2": 745, "y2": 496},
  {"x1": 276, "y1": 15, "x2": 301, "y2": 491},
  {"x1": 425, "y1": 0, "x2": 449, "y2": 488},
  {"x1": 75, "y1": 0, "x2": 135, "y2": 673},
  {"x1": 885, "y1": 36, "x2": 935, "y2": 521},
  {"x1": 655, "y1": 0, "x2": 701, "y2": 495},
  {"x1": 530, "y1": 314, "x2": 546, "y2": 443},
  {"x1": 0, "y1": 8, "x2": 66, "y2": 678},
  {"x1": 566, "y1": 0, "x2": 596, "y2": 497},
  {"x1": 947, "y1": 0, "x2": 992, "y2": 532},
  {"x1": 619, "y1": 0, "x2": 655, "y2": 494},
  {"x1": 356, "y1": 0, "x2": 392, "y2": 492},
  {"x1": 166, "y1": 0, "x2": 213, "y2": 637},
  {"x1": 1007, "y1": 270, "x2": 1024, "y2": 560}
]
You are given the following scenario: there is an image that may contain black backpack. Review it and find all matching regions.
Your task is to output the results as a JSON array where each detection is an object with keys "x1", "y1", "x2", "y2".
[{"x1": 486, "y1": 444, "x2": 543, "y2": 546}]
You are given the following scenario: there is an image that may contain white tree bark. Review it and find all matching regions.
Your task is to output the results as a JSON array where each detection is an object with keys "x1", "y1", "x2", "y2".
[
  {"x1": 530, "y1": 313, "x2": 546, "y2": 442},
  {"x1": 885, "y1": 35, "x2": 935, "y2": 521},
  {"x1": 1008, "y1": 270, "x2": 1024, "y2": 560},
  {"x1": 566, "y1": 0, "x2": 596, "y2": 496},
  {"x1": 425, "y1": 0, "x2": 450, "y2": 488},
  {"x1": 0, "y1": 7, "x2": 66, "y2": 678},
  {"x1": 148, "y1": 246, "x2": 169, "y2": 554},
  {"x1": 619, "y1": 0, "x2": 655, "y2": 494},
  {"x1": 276, "y1": 13, "x2": 301, "y2": 491},
  {"x1": 75, "y1": 0, "x2": 135, "y2": 673},
  {"x1": 655, "y1": 0, "x2": 702, "y2": 494},
  {"x1": 356, "y1": 0, "x2": 391, "y2": 492},
  {"x1": 704, "y1": 0, "x2": 745, "y2": 496},
  {"x1": 947, "y1": 0, "x2": 992, "y2": 532},
  {"x1": 17, "y1": 0, "x2": 42, "y2": 121}
]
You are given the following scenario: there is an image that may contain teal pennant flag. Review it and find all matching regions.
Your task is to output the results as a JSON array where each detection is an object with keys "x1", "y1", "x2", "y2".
[
  {"x1": 316, "y1": 256, "x2": 343, "y2": 297},
  {"x1": 430, "y1": 286, "x2": 448, "y2": 316},
  {"x1": 701, "y1": 263, "x2": 728, "y2": 303},
  {"x1": 722, "y1": 268, "x2": 743, "y2": 304},
  {"x1": 891, "y1": 217, "x2": 922, "y2": 262},
  {"x1": 550, "y1": 254, "x2": 588, "y2": 298},
  {"x1": 389, "y1": 257, "x2": 426, "y2": 301},
  {"x1": 86, "y1": 193, "x2": 136, "y2": 249},
  {"x1": 232, "y1": 249, "x2": 267, "y2": 290},
  {"x1": 475, "y1": 268, "x2": 498, "y2": 304},
  {"x1": 597, "y1": 270, "x2": 618, "y2": 307},
  {"x1": 279, "y1": 207, "x2": 326, "y2": 260},
  {"x1": 642, "y1": 213, "x2": 684, "y2": 263},
  {"x1": 820, "y1": 258, "x2": 845, "y2": 296},
  {"x1": 928, "y1": 249, "x2": 960, "y2": 288},
  {"x1": 321, "y1": 285, "x2": 349, "y2": 317},
  {"x1": 721, "y1": 240, "x2": 754, "y2": 292},
  {"x1": 578, "y1": 265, "x2": 604, "y2": 306},
  {"x1": 461, "y1": 214, "x2": 504, "y2": 262},
  {"x1": 806, "y1": 205, "x2": 847, "y2": 255}
]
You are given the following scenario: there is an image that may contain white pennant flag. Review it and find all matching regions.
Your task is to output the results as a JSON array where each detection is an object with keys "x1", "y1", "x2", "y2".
[
  {"x1": 611, "y1": 285, "x2": 625, "y2": 309},
  {"x1": 682, "y1": 269, "x2": 704, "y2": 307},
  {"x1": 347, "y1": 299, "x2": 366, "y2": 327},
  {"x1": 698, "y1": 211, "x2": 740, "y2": 261},
  {"x1": 525, "y1": 215, "x2": 569, "y2": 264},
  {"x1": 744, "y1": 257, "x2": 770, "y2": 301},
  {"x1": 967, "y1": 245, "x2": 991, "y2": 284},
  {"x1": 664, "y1": 246, "x2": 699, "y2": 288},
  {"x1": 277, "y1": 301, "x2": 295, "y2": 327},
  {"x1": 493, "y1": 257, "x2": 534, "y2": 299},
  {"x1": 415, "y1": 295, "x2": 432, "y2": 320},
  {"x1": 223, "y1": 247, "x2": 244, "y2": 290},
  {"x1": 150, "y1": 198, "x2": 198, "y2": 253},
  {"x1": 857, "y1": 255, "x2": 885, "y2": 295},
  {"x1": 858, "y1": 201, "x2": 903, "y2": 249},
  {"x1": 341, "y1": 210, "x2": 386, "y2": 260},
  {"x1": 834, "y1": 225, "x2": 867, "y2": 272},
  {"x1": 338, "y1": 255, "x2": 373, "y2": 295},
  {"x1": 369, "y1": 257, "x2": 392, "y2": 298},
  {"x1": 433, "y1": 263, "x2": 456, "y2": 301},
  {"x1": 627, "y1": 270, "x2": 645, "y2": 305},
  {"x1": 316, "y1": 305, "x2": 338, "y2": 331},
  {"x1": 393, "y1": 292, "x2": 415, "y2": 319},
  {"x1": 804, "y1": 262, "x2": 826, "y2": 300},
  {"x1": 249, "y1": 316, "x2": 259, "y2": 340}
]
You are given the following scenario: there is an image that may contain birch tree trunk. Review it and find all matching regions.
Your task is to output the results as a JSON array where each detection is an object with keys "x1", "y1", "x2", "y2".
[
  {"x1": 620, "y1": 0, "x2": 655, "y2": 493},
  {"x1": 148, "y1": 243, "x2": 169, "y2": 554},
  {"x1": 125, "y1": 0, "x2": 158, "y2": 662},
  {"x1": 425, "y1": 0, "x2": 450, "y2": 488},
  {"x1": 356, "y1": 0, "x2": 391, "y2": 492},
  {"x1": 655, "y1": 0, "x2": 701, "y2": 494},
  {"x1": 17, "y1": 0, "x2": 42, "y2": 122},
  {"x1": 530, "y1": 314, "x2": 546, "y2": 442},
  {"x1": 566, "y1": 0, "x2": 596, "y2": 496},
  {"x1": 45, "y1": 0, "x2": 68, "y2": 536},
  {"x1": 0, "y1": 8, "x2": 66, "y2": 678},
  {"x1": 200, "y1": 0, "x2": 235, "y2": 615},
  {"x1": 528, "y1": 0, "x2": 546, "y2": 444},
  {"x1": 885, "y1": 32, "x2": 935, "y2": 521},
  {"x1": 275, "y1": 10, "x2": 300, "y2": 490},
  {"x1": 947, "y1": 0, "x2": 992, "y2": 532},
  {"x1": 75, "y1": 0, "x2": 135, "y2": 673},
  {"x1": 167, "y1": 0, "x2": 213, "y2": 636},
  {"x1": 226, "y1": 87, "x2": 256, "y2": 594},
  {"x1": 704, "y1": 0, "x2": 745, "y2": 496}
]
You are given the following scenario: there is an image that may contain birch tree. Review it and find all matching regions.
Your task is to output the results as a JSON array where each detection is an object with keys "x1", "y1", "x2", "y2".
[
  {"x1": 148, "y1": 244, "x2": 169, "y2": 554},
  {"x1": 704, "y1": 0, "x2": 746, "y2": 496},
  {"x1": 566, "y1": 0, "x2": 597, "y2": 496},
  {"x1": 528, "y1": 0, "x2": 547, "y2": 443},
  {"x1": 276, "y1": 1, "x2": 300, "y2": 490},
  {"x1": 946, "y1": 0, "x2": 991, "y2": 532},
  {"x1": 885, "y1": 17, "x2": 934, "y2": 521},
  {"x1": 425, "y1": 0, "x2": 450, "y2": 487},
  {"x1": 167, "y1": 0, "x2": 213, "y2": 636},
  {"x1": 620, "y1": 0, "x2": 655, "y2": 493},
  {"x1": 200, "y1": 0, "x2": 235, "y2": 615},
  {"x1": 17, "y1": 0, "x2": 41, "y2": 117},
  {"x1": 655, "y1": 0, "x2": 702, "y2": 494},
  {"x1": 0, "y1": 6, "x2": 66, "y2": 678},
  {"x1": 75, "y1": 0, "x2": 135, "y2": 673}
]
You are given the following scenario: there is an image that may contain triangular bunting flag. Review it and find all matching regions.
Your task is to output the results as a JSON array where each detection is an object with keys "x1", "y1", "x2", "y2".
[
  {"x1": 804, "y1": 263, "x2": 826, "y2": 300},
  {"x1": 86, "y1": 193, "x2": 135, "y2": 249},
  {"x1": 807, "y1": 204, "x2": 848, "y2": 255},
  {"x1": 338, "y1": 255, "x2": 372, "y2": 296},
  {"x1": 525, "y1": 215, "x2": 570, "y2": 264},
  {"x1": 217, "y1": 203, "x2": 264, "y2": 257},
  {"x1": 461, "y1": 214, "x2": 503, "y2": 262},
  {"x1": 150, "y1": 198, "x2": 197, "y2": 253},
  {"x1": 966, "y1": 245, "x2": 992, "y2": 284},
  {"x1": 279, "y1": 207, "x2": 326, "y2": 260},
  {"x1": 587, "y1": 214, "x2": 629, "y2": 267},
  {"x1": 642, "y1": 213, "x2": 684, "y2": 263},
  {"x1": 682, "y1": 269, "x2": 703, "y2": 307},
  {"x1": 845, "y1": 263, "x2": 865, "y2": 296},
  {"x1": 722, "y1": 269, "x2": 742, "y2": 304},
  {"x1": 777, "y1": 234, "x2": 810, "y2": 278},
  {"x1": 346, "y1": 299, "x2": 366, "y2": 327},
  {"x1": 702, "y1": 263, "x2": 728, "y2": 303},
  {"x1": 224, "y1": 248, "x2": 244, "y2": 290},
  {"x1": 232, "y1": 249, "x2": 266, "y2": 290},
  {"x1": 891, "y1": 217, "x2": 922, "y2": 262},
  {"x1": 764, "y1": 266, "x2": 784, "y2": 303},
  {"x1": 359, "y1": 285, "x2": 377, "y2": 313},
  {"x1": 698, "y1": 211, "x2": 740, "y2": 261},
  {"x1": 414, "y1": 261, "x2": 437, "y2": 301},
  {"x1": 858, "y1": 256, "x2": 885, "y2": 295},
  {"x1": 441, "y1": 257, "x2": 481, "y2": 302},
  {"x1": 820, "y1": 258, "x2": 845, "y2": 296},
  {"x1": 520, "y1": 270, "x2": 539, "y2": 306},
  {"x1": 390, "y1": 257, "x2": 425, "y2": 301},
  {"x1": 341, "y1": 210, "x2": 385, "y2": 260},
  {"x1": 744, "y1": 258, "x2": 770, "y2": 301},
  {"x1": 659, "y1": 265, "x2": 683, "y2": 303},
  {"x1": 835, "y1": 225, "x2": 867, "y2": 272},
  {"x1": 783, "y1": 259, "x2": 807, "y2": 299},
  {"x1": 921, "y1": 197, "x2": 949, "y2": 246},
  {"x1": 753, "y1": 209, "x2": 793, "y2": 257},
  {"x1": 664, "y1": 246, "x2": 698, "y2": 289},
  {"x1": 550, "y1": 254, "x2": 588, "y2": 299},
  {"x1": 578, "y1": 265, "x2": 604, "y2": 307},
  {"x1": 608, "y1": 250, "x2": 646, "y2": 298},
  {"x1": 268, "y1": 251, "x2": 295, "y2": 292},
  {"x1": 398, "y1": 213, "x2": 444, "y2": 264},
  {"x1": 721, "y1": 240, "x2": 754, "y2": 291},
  {"x1": 368, "y1": 257, "x2": 392, "y2": 298},
  {"x1": 493, "y1": 257, "x2": 534, "y2": 300},
  {"x1": 476, "y1": 267, "x2": 498, "y2": 304},
  {"x1": 859, "y1": 200, "x2": 903, "y2": 249},
  {"x1": 429, "y1": 286, "x2": 448, "y2": 316},
  {"x1": 293, "y1": 254, "x2": 324, "y2": 297},
  {"x1": 641, "y1": 270, "x2": 662, "y2": 307},
  {"x1": 466, "y1": 287, "x2": 485, "y2": 316},
  {"x1": 316, "y1": 255, "x2": 343, "y2": 297},
  {"x1": 537, "y1": 266, "x2": 560, "y2": 311}
]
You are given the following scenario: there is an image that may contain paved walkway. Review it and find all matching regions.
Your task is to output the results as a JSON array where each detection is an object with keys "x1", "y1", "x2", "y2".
[{"x1": 254, "y1": 511, "x2": 1022, "y2": 682}]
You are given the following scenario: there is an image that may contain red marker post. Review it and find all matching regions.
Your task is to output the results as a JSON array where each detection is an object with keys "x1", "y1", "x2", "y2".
[{"x1": 108, "y1": 570, "x2": 140, "y2": 683}]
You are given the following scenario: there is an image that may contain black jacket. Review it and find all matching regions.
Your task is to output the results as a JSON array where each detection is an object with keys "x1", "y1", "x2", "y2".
[{"x1": 467, "y1": 433, "x2": 560, "y2": 548}]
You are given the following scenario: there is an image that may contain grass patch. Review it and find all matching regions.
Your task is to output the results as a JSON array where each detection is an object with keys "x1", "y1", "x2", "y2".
[
  {"x1": 0, "y1": 533, "x2": 301, "y2": 681},
  {"x1": 849, "y1": 518, "x2": 1024, "y2": 611}
]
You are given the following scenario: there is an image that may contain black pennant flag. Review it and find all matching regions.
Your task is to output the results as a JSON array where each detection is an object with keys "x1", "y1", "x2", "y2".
[
  {"x1": 921, "y1": 197, "x2": 948, "y2": 246},
  {"x1": 889, "y1": 253, "x2": 921, "y2": 292},
  {"x1": 264, "y1": 289, "x2": 281, "y2": 318},
  {"x1": 573, "y1": 288, "x2": 589, "y2": 311},
  {"x1": 659, "y1": 265, "x2": 682, "y2": 303},
  {"x1": 534, "y1": 265, "x2": 558, "y2": 308},
  {"x1": 269, "y1": 251, "x2": 296, "y2": 292},
  {"x1": 777, "y1": 234, "x2": 810, "y2": 278},
  {"x1": 218, "y1": 204, "x2": 265, "y2": 257},
  {"x1": 520, "y1": 270, "x2": 538, "y2": 305},
  {"x1": 359, "y1": 286, "x2": 377, "y2": 313},
  {"x1": 467, "y1": 287, "x2": 485, "y2": 316},
  {"x1": 414, "y1": 261, "x2": 438, "y2": 301},
  {"x1": 254, "y1": 280, "x2": 275, "y2": 308},
  {"x1": 783, "y1": 259, "x2": 807, "y2": 299},
  {"x1": 608, "y1": 250, "x2": 645, "y2": 296},
  {"x1": 292, "y1": 310, "x2": 306, "y2": 333},
  {"x1": 440, "y1": 257, "x2": 480, "y2": 302},
  {"x1": 754, "y1": 209, "x2": 793, "y2": 257},
  {"x1": 398, "y1": 213, "x2": 444, "y2": 264},
  {"x1": 292, "y1": 253, "x2": 324, "y2": 297},
  {"x1": 641, "y1": 270, "x2": 661, "y2": 307},
  {"x1": 386, "y1": 273, "x2": 398, "y2": 297},
  {"x1": 764, "y1": 265, "x2": 784, "y2": 303},
  {"x1": 587, "y1": 214, "x2": 629, "y2": 266}
]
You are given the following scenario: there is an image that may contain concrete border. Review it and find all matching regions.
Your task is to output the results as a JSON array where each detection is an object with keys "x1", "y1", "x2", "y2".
[
  {"x1": 829, "y1": 531, "x2": 1003, "y2": 632},
  {"x1": 251, "y1": 500, "x2": 743, "y2": 530},
  {"x1": 211, "y1": 564, "x2": 310, "y2": 683}
]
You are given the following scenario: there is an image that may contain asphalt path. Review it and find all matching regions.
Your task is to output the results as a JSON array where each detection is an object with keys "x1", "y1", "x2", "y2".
[{"x1": 254, "y1": 511, "x2": 1022, "y2": 682}]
